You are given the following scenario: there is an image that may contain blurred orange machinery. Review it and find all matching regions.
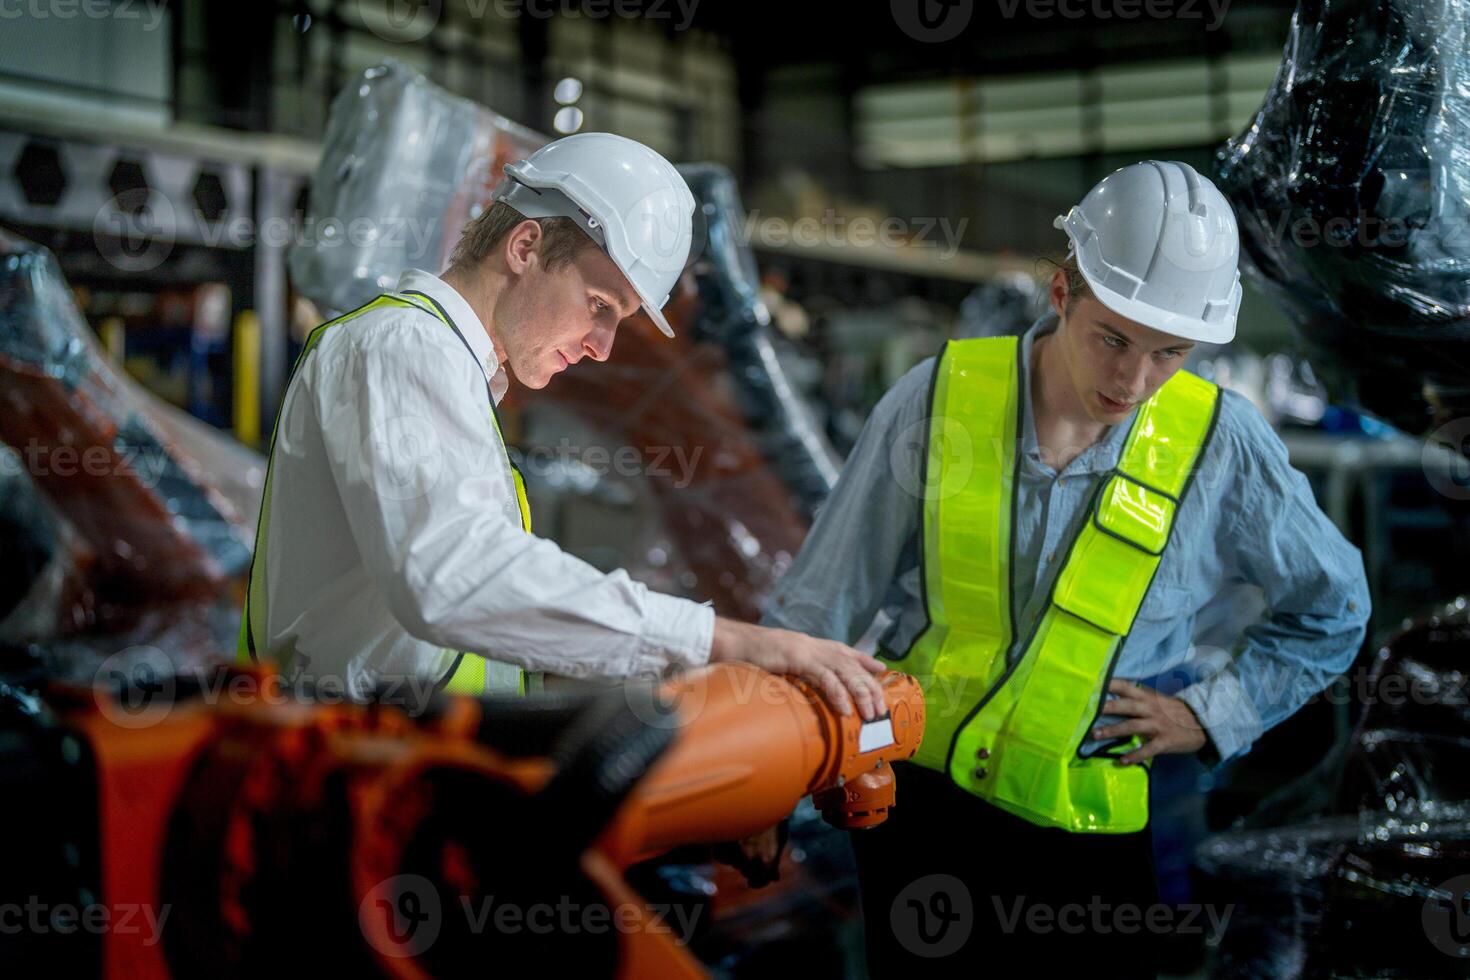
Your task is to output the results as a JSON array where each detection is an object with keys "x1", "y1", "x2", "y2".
[{"x1": 2, "y1": 661, "x2": 923, "y2": 978}]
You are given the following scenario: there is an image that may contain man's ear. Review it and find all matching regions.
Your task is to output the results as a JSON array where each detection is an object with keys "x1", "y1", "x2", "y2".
[
  {"x1": 503, "y1": 219, "x2": 543, "y2": 275},
  {"x1": 1049, "y1": 267, "x2": 1069, "y2": 320}
]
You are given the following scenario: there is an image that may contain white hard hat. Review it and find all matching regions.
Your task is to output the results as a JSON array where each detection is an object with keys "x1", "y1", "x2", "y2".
[
  {"x1": 490, "y1": 132, "x2": 695, "y2": 338},
  {"x1": 1053, "y1": 160, "x2": 1242, "y2": 345}
]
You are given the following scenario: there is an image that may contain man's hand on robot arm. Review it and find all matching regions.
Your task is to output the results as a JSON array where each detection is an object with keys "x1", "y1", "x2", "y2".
[
  {"x1": 703, "y1": 619, "x2": 887, "y2": 886},
  {"x1": 710, "y1": 618, "x2": 887, "y2": 722}
]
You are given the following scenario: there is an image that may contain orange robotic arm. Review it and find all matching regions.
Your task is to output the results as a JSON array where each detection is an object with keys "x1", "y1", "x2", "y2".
[
  {"x1": 6, "y1": 660, "x2": 923, "y2": 980},
  {"x1": 593, "y1": 663, "x2": 924, "y2": 867}
]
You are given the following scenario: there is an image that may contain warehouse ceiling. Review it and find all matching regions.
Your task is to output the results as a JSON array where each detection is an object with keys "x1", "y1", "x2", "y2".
[
  {"x1": 687, "y1": 0, "x2": 1297, "y2": 81},
  {"x1": 692, "y1": 0, "x2": 1301, "y2": 173}
]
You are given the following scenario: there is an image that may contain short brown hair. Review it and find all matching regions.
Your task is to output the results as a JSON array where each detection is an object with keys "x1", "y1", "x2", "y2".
[
  {"x1": 447, "y1": 201, "x2": 594, "y2": 272},
  {"x1": 1040, "y1": 252, "x2": 1093, "y2": 314}
]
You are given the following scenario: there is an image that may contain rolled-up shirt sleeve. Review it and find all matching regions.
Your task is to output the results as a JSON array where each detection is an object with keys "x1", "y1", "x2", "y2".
[
  {"x1": 310, "y1": 315, "x2": 713, "y2": 680},
  {"x1": 761, "y1": 359, "x2": 931, "y2": 643},
  {"x1": 1177, "y1": 402, "x2": 1371, "y2": 766}
]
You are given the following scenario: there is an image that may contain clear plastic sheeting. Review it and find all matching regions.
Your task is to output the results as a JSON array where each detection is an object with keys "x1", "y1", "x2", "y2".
[
  {"x1": 516, "y1": 273, "x2": 816, "y2": 622},
  {"x1": 956, "y1": 271, "x2": 1046, "y2": 340},
  {"x1": 0, "y1": 456, "x2": 79, "y2": 640},
  {"x1": 675, "y1": 165, "x2": 840, "y2": 519},
  {"x1": 1195, "y1": 598, "x2": 1470, "y2": 976},
  {"x1": 1193, "y1": 350, "x2": 1330, "y2": 429},
  {"x1": 516, "y1": 166, "x2": 839, "y2": 620},
  {"x1": 292, "y1": 63, "x2": 842, "y2": 618},
  {"x1": 1196, "y1": 809, "x2": 1470, "y2": 978},
  {"x1": 289, "y1": 59, "x2": 542, "y2": 315},
  {"x1": 1216, "y1": 0, "x2": 1470, "y2": 434},
  {"x1": 0, "y1": 229, "x2": 262, "y2": 650}
]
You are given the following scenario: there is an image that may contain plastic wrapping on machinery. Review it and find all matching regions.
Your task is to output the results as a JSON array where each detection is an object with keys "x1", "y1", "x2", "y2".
[
  {"x1": 512, "y1": 181, "x2": 825, "y2": 621},
  {"x1": 0, "y1": 229, "x2": 263, "y2": 651},
  {"x1": 676, "y1": 165, "x2": 840, "y2": 519},
  {"x1": 288, "y1": 60, "x2": 544, "y2": 314},
  {"x1": 1202, "y1": 5, "x2": 1470, "y2": 967},
  {"x1": 955, "y1": 271, "x2": 1046, "y2": 340},
  {"x1": 1215, "y1": 0, "x2": 1470, "y2": 433},
  {"x1": 289, "y1": 63, "x2": 840, "y2": 618},
  {"x1": 1194, "y1": 598, "x2": 1470, "y2": 976}
]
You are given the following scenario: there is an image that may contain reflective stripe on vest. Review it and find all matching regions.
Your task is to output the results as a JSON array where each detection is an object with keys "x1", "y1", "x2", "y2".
[
  {"x1": 891, "y1": 336, "x2": 1218, "y2": 833},
  {"x1": 236, "y1": 292, "x2": 534, "y2": 698}
]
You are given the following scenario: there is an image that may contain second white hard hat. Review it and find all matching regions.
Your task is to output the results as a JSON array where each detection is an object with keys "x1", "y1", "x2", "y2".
[
  {"x1": 1054, "y1": 160, "x2": 1242, "y2": 345},
  {"x1": 491, "y1": 132, "x2": 695, "y2": 338}
]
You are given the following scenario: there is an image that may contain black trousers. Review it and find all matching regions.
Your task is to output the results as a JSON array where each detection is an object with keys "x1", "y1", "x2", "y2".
[{"x1": 851, "y1": 762, "x2": 1162, "y2": 979}]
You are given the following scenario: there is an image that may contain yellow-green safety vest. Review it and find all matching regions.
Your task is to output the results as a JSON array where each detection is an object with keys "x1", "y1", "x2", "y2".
[
  {"x1": 236, "y1": 290, "x2": 535, "y2": 697},
  {"x1": 886, "y1": 336, "x2": 1219, "y2": 833}
]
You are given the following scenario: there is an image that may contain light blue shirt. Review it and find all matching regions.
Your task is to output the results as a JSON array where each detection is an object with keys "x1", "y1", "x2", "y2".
[{"x1": 761, "y1": 314, "x2": 1371, "y2": 767}]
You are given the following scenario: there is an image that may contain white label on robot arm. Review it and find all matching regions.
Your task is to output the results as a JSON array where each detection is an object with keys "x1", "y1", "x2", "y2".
[{"x1": 859, "y1": 715, "x2": 895, "y2": 753}]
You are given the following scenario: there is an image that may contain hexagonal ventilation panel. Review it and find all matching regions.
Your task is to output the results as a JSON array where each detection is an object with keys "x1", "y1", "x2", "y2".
[
  {"x1": 108, "y1": 159, "x2": 149, "y2": 214},
  {"x1": 15, "y1": 141, "x2": 66, "y2": 207},
  {"x1": 192, "y1": 171, "x2": 228, "y2": 223}
]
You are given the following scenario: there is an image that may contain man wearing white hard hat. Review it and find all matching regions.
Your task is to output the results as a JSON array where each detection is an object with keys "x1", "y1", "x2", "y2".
[
  {"x1": 239, "y1": 132, "x2": 886, "y2": 728},
  {"x1": 761, "y1": 161, "x2": 1370, "y2": 973}
]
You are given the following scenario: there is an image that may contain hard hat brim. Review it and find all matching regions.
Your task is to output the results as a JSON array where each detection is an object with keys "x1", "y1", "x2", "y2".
[
  {"x1": 1083, "y1": 271, "x2": 1240, "y2": 345},
  {"x1": 611, "y1": 235, "x2": 678, "y2": 339},
  {"x1": 640, "y1": 293, "x2": 676, "y2": 338}
]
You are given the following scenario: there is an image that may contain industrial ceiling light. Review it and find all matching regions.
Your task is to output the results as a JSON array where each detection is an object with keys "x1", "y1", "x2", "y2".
[
  {"x1": 554, "y1": 106, "x2": 585, "y2": 134},
  {"x1": 554, "y1": 77, "x2": 584, "y2": 105}
]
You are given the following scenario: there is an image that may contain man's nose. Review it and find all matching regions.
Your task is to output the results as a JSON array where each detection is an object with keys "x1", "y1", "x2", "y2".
[
  {"x1": 583, "y1": 321, "x2": 616, "y2": 362},
  {"x1": 1116, "y1": 354, "x2": 1151, "y2": 396}
]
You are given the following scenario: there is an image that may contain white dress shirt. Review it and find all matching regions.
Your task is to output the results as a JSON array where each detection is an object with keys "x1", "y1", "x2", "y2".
[{"x1": 257, "y1": 269, "x2": 714, "y2": 699}]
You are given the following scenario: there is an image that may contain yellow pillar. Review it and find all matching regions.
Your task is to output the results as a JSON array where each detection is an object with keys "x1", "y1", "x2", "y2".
[
  {"x1": 100, "y1": 316, "x2": 125, "y2": 361},
  {"x1": 233, "y1": 310, "x2": 261, "y2": 449}
]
